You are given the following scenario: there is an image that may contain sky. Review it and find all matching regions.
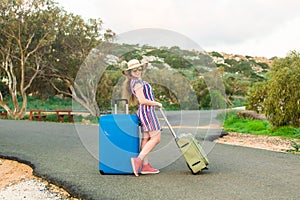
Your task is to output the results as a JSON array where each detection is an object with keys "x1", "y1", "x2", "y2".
[{"x1": 56, "y1": 0, "x2": 300, "y2": 58}]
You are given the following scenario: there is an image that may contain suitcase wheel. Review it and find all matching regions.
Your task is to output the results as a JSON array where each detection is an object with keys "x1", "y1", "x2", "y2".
[
  {"x1": 186, "y1": 162, "x2": 208, "y2": 175},
  {"x1": 99, "y1": 170, "x2": 106, "y2": 175},
  {"x1": 186, "y1": 162, "x2": 200, "y2": 175}
]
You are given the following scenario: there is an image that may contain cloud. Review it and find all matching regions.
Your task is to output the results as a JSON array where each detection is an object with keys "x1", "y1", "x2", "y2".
[{"x1": 57, "y1": 0, "x2": 300, "y2": 57}]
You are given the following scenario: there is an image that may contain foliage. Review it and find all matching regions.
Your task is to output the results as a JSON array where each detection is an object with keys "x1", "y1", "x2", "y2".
[
  {"x1": 43, "y1": 14, "x2": 114, "y2": 116},
  {"x1": 271, "y1": 126, "x2": 300, "y2": 138},
  {"x1": 247, "y1": 51, "x2": 300, "y2": 127},
  {"x1": 209, "y1": 89, "x2": 227, "y2": 109},
  {"x1": 96, "y1": 45, "x2": 268, "y2": 111},
  {"x1": 264, "y1": 51, "x2": 300, "y2": 127},
  {"x1": 191, "y1": 78, "x2": 209, "y2": 109},
  {"x1": 0, "y1": 80, "x2": 9, "y2": 98},
  {"x1": 210, "y1": 51, "x2": 223, "y2": 58},
  {"x1": 96, "y1": 71, "x2": 122, "y2": 111},
  {"x1": 224, "y1": 75, "x2": 251, "y2": 99},
  {"x1": 121, "y1": 50, "x2": 144, "y2": 61},
  {"x1": 219, "y1": 110, "x2": 300, "y2": 139},
  {"x1": 146, "y1": 49, "x2": 192, "y2": 69},
  {"x1": 25, "y1": 96, "x2": 72, "y2": 110},
  {"x1": 0, "y1": 0, "x2": 114, "y2": 118},
  {"x1": 0, "y1": 0, "x2": 60, "y2": 119},
  {"x1": 0, "y1": 0, "x2": 115, "y2": 118},
  {"x1": 290, "y1": 141, "x2": 299, "y2": 152},
  {"x1": 223, "y1": 114, "x2": 271, "y2": 135},
  {"x1": 144, "y1": 69, "x2": 199, "y2": 110},
  {"x1": 191, "y1": 68, "x2": 228, "y2": 109},
  {"x1": 246, "y1": 81, "x2": 268, "y2": 113}
]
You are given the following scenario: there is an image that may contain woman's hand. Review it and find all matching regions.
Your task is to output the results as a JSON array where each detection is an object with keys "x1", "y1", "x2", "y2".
[{"x1": 156, "y1": 102, "x2": 162, "y2": 108}]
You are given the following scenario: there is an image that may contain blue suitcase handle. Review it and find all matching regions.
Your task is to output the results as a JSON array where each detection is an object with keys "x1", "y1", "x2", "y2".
[
  {"x1": 114, "y1": 98, "x2": 128, "y2": 105},
  {"x1": 114, "y1": 99, "x2": 129, "y2": 114}
]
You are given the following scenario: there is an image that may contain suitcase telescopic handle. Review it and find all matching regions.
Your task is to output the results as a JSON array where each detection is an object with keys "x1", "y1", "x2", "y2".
[
  {"x1": 114, "y1": 99, "x2": 129, "y2": 114},
  {"x1": 159, "y1": 108, "x2": 178, "y2": 139}
]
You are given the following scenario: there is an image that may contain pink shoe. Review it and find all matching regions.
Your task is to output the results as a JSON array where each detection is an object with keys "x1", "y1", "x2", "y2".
[
  {"x1": 141, "y1": 163, "x2": 160, "y2": 174},
  {"x1": 131, "y1": 157, "x2": 142, "y2": 176}
]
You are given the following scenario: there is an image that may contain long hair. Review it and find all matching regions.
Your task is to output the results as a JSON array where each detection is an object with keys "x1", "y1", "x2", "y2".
[
  {"x1": 122, "y1": 74, "x2": 138, "y2": 107},
  {"x1": 122, "y1": 62, "x2": 147, "y2": 108}
]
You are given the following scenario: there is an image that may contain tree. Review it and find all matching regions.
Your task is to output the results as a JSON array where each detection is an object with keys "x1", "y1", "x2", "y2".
[
  {"x1": 0, "y1": 0, "x2": 59, "y2": 119},
  {"x1": 191, "y1": 77, "x2": 209, "y2": 109},
  {"x1": 0, "y1": 0, "x2": 115, "y2": 118},
  {"x1": 43, "y1": 12, "x2": 115, "y2": 116},
  {"x1": 246, "y1": 81, "x2": 268, "y2": 113},
  {"x1": 264, "y1": 51, "x2": 300, "y2": 127},
  {"x1": 96, "y1": 71, "x2": 122, "y2": 111},
  {"x1": 224, "y1": 76, "x2": 251, "y2": 99},
  {"x1": 247, "y1": 51, "x2": 300, "y2": 127},
  {"x1": 42, "y1": 13, "x2": 102, "y2": 116}
]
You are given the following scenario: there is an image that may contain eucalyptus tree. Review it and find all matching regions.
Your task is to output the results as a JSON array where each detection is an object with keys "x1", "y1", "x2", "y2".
[
  {"x1": 0, "y1": 0, "x2": 115, "y2": 118},
  {"x1": 43, "y1": 13, "x2": 115, "y2": 116},
  {"x1": 0, "y1": 0, "x2": 59, "y2": 119}
]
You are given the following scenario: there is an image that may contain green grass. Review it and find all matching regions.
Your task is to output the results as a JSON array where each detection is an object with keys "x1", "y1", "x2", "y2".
[
  {"x1": 26, "y1": 96, "x2": 73, "y2": 110},
  {"x1": 224, "y1": 115, "x2": 271, "y2": 135},
  {"x1": 271, "y1": 126, "x2": 300, "y2": 138},
  {"x1": 219, "y1": 110, "x2": 300, "y2": 139}
]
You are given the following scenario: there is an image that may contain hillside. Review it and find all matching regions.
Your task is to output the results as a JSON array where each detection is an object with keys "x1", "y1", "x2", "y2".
[
  {"x1": 102, "y1": 44, "x2": 273, "y2": 109},
  {"x1": 106, "y1": 44, "x2": 272, "y2": 74}
]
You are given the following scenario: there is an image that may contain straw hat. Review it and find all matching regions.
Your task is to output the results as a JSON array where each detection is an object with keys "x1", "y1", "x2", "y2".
[{"x1": 122, "y1": 59, "x2": 147, "y2": 75}]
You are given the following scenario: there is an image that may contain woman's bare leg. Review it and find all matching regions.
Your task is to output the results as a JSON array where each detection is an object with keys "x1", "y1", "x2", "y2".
[
  {"x1": 138, "y1": 130, "x2": 161, "y2": 161},
  {"x1": 140, "y1": 132, "x2": 150, "y2": 165},
  {"x1": 131, "y1": 130, "x2": 161, "y2": 176}
]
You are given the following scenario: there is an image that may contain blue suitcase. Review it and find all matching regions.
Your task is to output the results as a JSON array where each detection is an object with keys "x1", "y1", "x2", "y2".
[{"x1": 99, "y1": 99, "x2": 140, "y2": 174}]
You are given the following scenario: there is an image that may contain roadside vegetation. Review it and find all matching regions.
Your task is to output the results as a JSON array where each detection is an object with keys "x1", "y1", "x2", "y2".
[
  {"x1": 219, "y1": 111, "x2": 300, "y2": 139},
  {"x1": 218, "y1": 110, "x2": 300, "y2": 153}
]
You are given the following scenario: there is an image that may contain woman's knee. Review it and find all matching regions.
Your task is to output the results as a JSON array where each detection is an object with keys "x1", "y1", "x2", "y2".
[
  {"x1": 141, "y1": 137, "x2": 150, "y2": 145},
  {"x1": 155, "y1": 136, "x2": 161, "y2": 144},
  {"x1": 150, "y1": 131, "x2": 161, "y2": 144}
]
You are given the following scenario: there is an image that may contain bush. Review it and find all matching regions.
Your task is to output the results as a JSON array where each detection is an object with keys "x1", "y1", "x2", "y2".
[
  {"x1": 247, "y1": 51, "x2": 300, "y2": 127},
  {"x1": 210, "y1": 51, "x2": 223, "y2": 58},
  {"x1": 264, "y1": 51, "x2": 300, "y2": 127},
  {"x1": 246, "y1": 82, "x2": 268, "y2": 113}
]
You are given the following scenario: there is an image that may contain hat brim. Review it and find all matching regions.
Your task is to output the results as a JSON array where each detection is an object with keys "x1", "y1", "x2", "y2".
[{"x1": 122, "y1": 62, "x2": 148, "y2": 75}]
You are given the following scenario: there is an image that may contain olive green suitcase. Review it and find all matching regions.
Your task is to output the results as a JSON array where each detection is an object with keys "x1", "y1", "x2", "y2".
[
  {"x1": 160, "y1": 109, "x2": 209, "y2": 174},
  {"x1": 176, "y1": 133, "x2": 209, "y2": 174}
]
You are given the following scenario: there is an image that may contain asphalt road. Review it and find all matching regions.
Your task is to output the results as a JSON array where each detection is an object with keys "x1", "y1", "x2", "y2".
[{"x1": 0, "y1": 110, "x2": 299, "y2": 200}]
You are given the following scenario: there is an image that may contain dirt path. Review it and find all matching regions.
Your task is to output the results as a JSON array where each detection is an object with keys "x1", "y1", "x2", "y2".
[
  {"x1": 215, "y1": 132, "x2": 300, "y2": 153},
  {"x1": 0, "y1": 158, "x2": 76, "y2": 199},
  {"x1": 0, "y1": 159, "x2": 33, "y2": 189}
]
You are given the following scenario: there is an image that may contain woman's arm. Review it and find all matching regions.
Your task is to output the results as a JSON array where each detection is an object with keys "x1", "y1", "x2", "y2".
[{"x1": 134, "y1": 84, "x2": 162, "y2": 108}]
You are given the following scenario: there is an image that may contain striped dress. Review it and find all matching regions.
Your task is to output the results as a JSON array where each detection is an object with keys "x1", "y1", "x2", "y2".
[{"x1": 130, "y1": 78, "x2": 161, "y2": 132}]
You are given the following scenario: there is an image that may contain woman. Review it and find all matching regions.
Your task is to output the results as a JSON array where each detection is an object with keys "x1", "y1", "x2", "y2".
[{"x1": 122, "y1": 59, "x2": 162, "y2": 177}]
